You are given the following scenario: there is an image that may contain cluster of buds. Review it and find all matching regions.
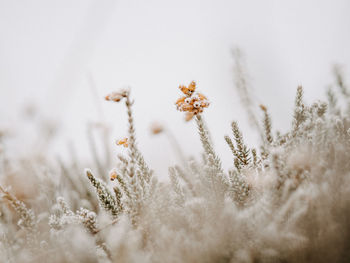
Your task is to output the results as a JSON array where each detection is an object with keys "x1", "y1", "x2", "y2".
[
  {"x1": 175, "y1": 81, "x2": 209, "y2": 121},
  {"x1": 105, "y1": 89, "x2": 129, "y2": 102}
]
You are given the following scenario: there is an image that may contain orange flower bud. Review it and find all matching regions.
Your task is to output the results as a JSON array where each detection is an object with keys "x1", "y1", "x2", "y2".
[{"x1": 116, "y1": 138, "x2": 128, "y2": 147}]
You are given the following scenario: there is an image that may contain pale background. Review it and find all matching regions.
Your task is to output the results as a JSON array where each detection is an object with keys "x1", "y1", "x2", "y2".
[{"x1": 1, "y1": 0, "x2": 349, "y2": 177}]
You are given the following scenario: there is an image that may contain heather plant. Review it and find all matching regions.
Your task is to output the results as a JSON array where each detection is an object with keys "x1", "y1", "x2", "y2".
[{"x1": 1, "y1": 67, "x2": 350, "y2": 263}]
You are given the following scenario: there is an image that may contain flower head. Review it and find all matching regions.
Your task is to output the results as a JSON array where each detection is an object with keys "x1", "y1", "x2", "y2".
[{"x1": 175, "y1": 81, "x2": 209, "y2": 120}]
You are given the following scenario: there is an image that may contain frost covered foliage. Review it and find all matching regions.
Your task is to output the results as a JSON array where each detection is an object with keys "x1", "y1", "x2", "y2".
[{"x1": 2, "y1": 69, "x2": 350, "y2": 263}]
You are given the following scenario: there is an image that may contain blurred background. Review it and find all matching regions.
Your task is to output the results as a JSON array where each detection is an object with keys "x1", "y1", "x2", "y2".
[{"x1": 0, "y1": 0, "x2": 349, "y2": 178}]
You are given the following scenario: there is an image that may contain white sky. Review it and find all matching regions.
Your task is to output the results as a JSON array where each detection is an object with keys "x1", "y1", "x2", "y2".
[{"x1": 1, "y1": 0, "x2": 350, "y2": 178}]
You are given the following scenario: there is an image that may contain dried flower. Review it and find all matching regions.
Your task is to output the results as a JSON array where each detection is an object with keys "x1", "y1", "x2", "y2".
[
  {"x1": 150, "y1": 122, "x2": 164, "y2": 135},
  {"x1": 105, "y1": 89, "x2": 128, "y2": 102},
  {"x1": 116, "y1": 138, "x2": 128, "y2": 147},
  {"x1": 175, "y1": 81, "x2": 210, "y2": 118}
]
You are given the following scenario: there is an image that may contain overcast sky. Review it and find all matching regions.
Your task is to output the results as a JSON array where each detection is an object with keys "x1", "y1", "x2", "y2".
[{"x1": 1, "y1": 0, "x2": 349, "y2": 177}]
